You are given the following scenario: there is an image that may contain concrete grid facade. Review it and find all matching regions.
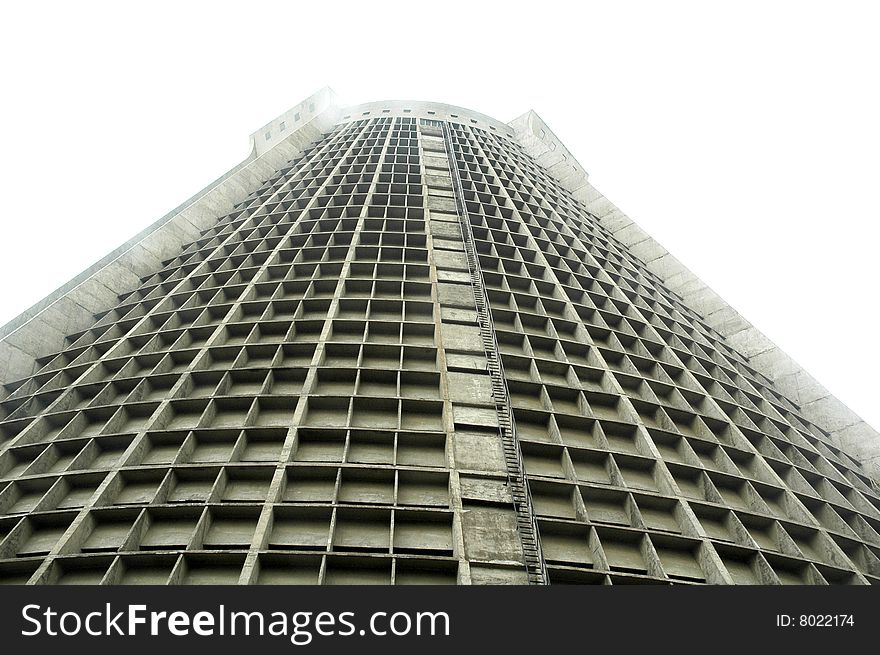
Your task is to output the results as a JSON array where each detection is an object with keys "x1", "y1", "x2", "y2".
[{"x1": 1, "y1": 93, "x2": 879, "y2": 585}]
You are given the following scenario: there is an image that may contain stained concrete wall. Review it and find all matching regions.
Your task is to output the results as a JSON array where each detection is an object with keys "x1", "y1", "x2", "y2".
[
  {"x1": 0, "y1": 88, "x2": 341, "y2": 388},
  {"x1": 509, "y1": 109, "x2": 880, "y2": 481}
]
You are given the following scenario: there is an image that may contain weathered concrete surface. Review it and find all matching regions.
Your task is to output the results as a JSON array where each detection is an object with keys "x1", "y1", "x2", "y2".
[{"x1": 509, "y1": 108, "x2": 880, "y2": 481}]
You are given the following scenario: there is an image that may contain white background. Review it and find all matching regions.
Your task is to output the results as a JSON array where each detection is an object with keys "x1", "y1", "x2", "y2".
[{"x1": 1, "y1": 1, "x2": 878, "y2": 428}]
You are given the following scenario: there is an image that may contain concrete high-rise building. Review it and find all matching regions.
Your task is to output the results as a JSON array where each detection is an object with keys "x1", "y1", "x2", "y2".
[{"x1": 1, "y1": 89, "x2": 879, "y2": 585}]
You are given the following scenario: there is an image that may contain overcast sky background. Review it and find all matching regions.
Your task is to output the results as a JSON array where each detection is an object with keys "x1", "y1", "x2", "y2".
[{"x1": 1, "y1": 1, "x2": 878, "y2": 429}]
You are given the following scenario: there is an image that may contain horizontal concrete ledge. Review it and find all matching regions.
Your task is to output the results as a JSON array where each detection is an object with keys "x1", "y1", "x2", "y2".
[
  {"x1": 510, "y1": 111, "x2": 880, "y2": 483},
  {"x1": 0, "y1": 88, "x2": 341, "y2": 388}
]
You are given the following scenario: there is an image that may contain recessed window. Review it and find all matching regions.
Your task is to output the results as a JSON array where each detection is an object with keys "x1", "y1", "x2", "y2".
[
  {"x1": 309, "y1": 102, "x2": 315, "y2": 112},
  {"x1": 279, "y1": 121, "x2": 286, "y2": 131},
  {"x1": 294, "y1": 112, "x2": 301, "y2": 121},
  {"x1": 265, "y1": 131, "x2": 271, "y2": 140}
]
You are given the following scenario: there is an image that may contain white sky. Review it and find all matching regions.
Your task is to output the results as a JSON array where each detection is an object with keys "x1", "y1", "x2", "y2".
[{"x1": 1, "y1": 1, "x2": 878, "y2": 430}]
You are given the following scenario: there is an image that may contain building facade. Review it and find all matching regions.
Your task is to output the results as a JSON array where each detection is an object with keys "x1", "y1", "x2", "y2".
[{"x1": 1, "y1": 91, "x2": 879, "y2": 585}]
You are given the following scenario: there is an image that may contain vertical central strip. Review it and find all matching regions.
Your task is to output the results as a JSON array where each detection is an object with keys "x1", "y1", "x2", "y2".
[{"x1": 440, "y1": 122, "x2": 548, "y2": 585}]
